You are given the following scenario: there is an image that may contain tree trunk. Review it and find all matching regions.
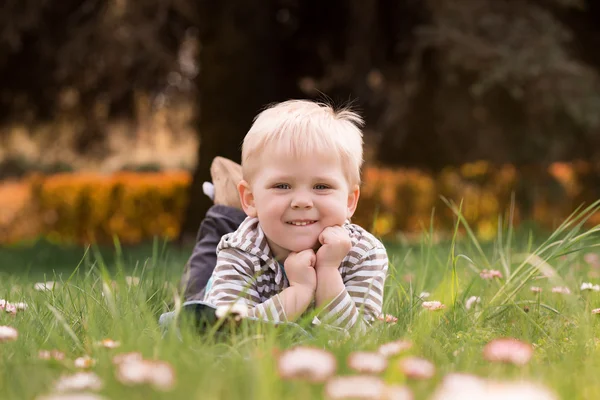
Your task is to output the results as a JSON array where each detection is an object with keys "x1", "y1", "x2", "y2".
[{"x1": 179, "y1": 0, "x2": 290, "y2": 243}]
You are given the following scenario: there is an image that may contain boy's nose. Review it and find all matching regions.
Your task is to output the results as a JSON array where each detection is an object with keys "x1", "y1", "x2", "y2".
[{"x1": 291, "y1": 194, "x2": 313, "y2": 209}]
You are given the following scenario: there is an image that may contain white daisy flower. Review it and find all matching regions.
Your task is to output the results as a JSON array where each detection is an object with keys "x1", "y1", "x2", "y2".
[
  {"x1": 39, "y1": 350, "x2": 66, "y2": 361},
  {"x1": 377, "y1": 340, "x2": 413, "y2": 358},
  {"x1": 347, "y1": 351, "x2": 388, "y2": 374},
  {"x1": 483, "y1": 338, "x2": 533, "y2": 366},
  {"x1": 422, "y1": 301, "x2": 445, "y2": 311},
  {"x1": 112, "y1": 352, "x2": 143, "y2": 365},
  {"x1": 325, "y1": 375, "x2": 385, "y2": 400},
  {"x1": 116, "y1": 358, "x2": 176, "y2": 391},
  {"x1": 277, "y1": 346, "x2": 337, "y2": 383},
  {"x1": 97, "y1": 339, "x2": 120, "y2": 349},
  {"x1": 398, "y1": 357, "x2": 435, "y2": 380},
  {"x1": 0, "y1": 326, "x2": 18, "y2": 342},
  {"x1": 54, "y1": 372, "x2": 103, "y2": 392},
  {"x1": 551, "y1": 286, "x2": 571, "y2": 294},
  {"x1": 74, "y1": 356, "x2": 97, "y2": 369}
]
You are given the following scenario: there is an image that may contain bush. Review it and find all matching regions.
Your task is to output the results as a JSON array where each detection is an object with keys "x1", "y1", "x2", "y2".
[
  {"x1": 19, "y1": 171, "x2": 190, "y2": 244},
  {"x1": 2, "y1": 161, "x2": 600, "y2": 244}
]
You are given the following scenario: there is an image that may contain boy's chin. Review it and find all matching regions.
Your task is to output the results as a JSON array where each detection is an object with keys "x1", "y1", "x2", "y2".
[{"x1": 286, "y1": 240, "x2": 320, "y2": 253}]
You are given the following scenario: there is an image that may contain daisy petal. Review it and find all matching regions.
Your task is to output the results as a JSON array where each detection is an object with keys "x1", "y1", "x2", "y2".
[
  {"x1": 75, "y1": 356, "x2": 97, "y2": 369},
  {"x1": 325, "y1": 375, "x2": 385, "y2": 400},
  {"x1": 376, "y1": 314, "x2": 398, "y2": 324},
  {"x1": 0, "y1": 326, "x2": 18, "y2": 342},
  {"x1": 377, "y1": 340, "x2": 413, "y2": 358},
  {"x1": 347, "y1": 351, "x2": 388, "y2": 374},
  {"x1": 398, "y1": 357, "x2": 435, "y2": 380},
  {"x1": 483, "y1": 338, "x2": 533, "y2": 366},
  {"x1": 54, "y1": 372, "x2": 103, "y2": 392},
  {"x1": 277, "y1": 346, "x2": 337, "y2": 383},
  {"x1": 422, "y1": 301, "x2": 445, "y2": 311},
  {"x1": 97, "y1": 339, "x2": 120, "y2": 349}
]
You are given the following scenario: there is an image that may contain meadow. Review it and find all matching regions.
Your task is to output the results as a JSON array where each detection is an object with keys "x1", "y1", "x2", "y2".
[{"x1": 2, "y1": 204, "x2": 600, "y2": 400}]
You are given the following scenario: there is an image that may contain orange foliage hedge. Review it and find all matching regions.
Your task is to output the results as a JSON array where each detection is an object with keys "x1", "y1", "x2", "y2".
[
  {"x1": 1, "y1": 161, "x2": 599, "y2": 244},
  {"x1": 0, "y1": 171, "x2": 190, "y2": 244},
  {"x1": 353, "y1": 161, "x2": 600, "y2": 241}
]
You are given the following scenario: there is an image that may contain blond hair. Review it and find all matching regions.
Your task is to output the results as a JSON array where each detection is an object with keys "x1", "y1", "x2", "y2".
[{"x1": 241, "y1": 100, "x2": 364, "y2": 186}]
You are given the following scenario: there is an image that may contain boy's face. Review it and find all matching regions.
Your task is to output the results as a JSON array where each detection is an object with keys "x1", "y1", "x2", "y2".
[{"x1": 238, "y1": 152, "x2": 360, "y2": 261}]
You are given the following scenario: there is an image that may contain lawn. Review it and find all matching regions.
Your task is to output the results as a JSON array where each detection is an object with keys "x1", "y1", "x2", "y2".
[{"x1": 2, "y1": 207, "x2": 600, "y2": 400}]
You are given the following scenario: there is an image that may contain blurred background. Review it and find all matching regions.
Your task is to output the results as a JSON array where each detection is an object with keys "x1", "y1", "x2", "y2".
[{"x1": 1, "y1": 0, "x2": 600, "y2": 248}]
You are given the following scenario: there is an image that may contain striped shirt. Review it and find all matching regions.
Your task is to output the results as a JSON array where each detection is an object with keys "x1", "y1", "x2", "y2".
[{"x1": 204, "y1": 217, "x2": 388, "y2": 331}]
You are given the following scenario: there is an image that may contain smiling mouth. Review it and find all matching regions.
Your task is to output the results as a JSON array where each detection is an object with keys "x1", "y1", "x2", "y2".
[{"x1": 286, "y1": 220, "x2": 317, "y2": 226}]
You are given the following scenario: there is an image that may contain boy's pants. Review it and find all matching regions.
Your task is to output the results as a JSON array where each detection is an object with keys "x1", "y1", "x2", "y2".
[
  {"x1": 160, "y1": 205, "x2": 246, "y2": 332},
  {"x1": 181, "y1": 205, "x2": 247, "y2": 301}
]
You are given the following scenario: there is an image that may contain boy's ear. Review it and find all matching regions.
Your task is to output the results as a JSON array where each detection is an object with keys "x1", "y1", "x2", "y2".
[
  {"x1": 346, "y1": 185, "x2": 360, "y2": 218},
  {"x1": 238, "y1": 180, "x2": 257, "y2": 217}
]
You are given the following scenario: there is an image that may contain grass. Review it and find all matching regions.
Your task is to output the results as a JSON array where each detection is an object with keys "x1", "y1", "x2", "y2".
[{"x1": 2, "y1": 205, "x2": 600, "y2": 399}]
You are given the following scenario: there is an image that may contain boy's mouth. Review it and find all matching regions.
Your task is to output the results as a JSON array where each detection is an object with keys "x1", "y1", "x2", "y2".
[{"x1": 286, "y1": 220, "x2": 317, "y2": 226}]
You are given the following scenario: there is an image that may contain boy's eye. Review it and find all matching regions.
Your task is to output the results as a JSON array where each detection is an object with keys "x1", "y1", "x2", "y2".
[
  {"x1": 274, "y1": 183, "x2": 291, "y2": 189},
  {"x1": 314, "y1": 184, "x2": 331, "y2": 190}
]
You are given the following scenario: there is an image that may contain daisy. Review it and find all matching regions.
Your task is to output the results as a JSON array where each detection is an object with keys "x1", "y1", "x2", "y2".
[
  {"x1": 530, "y1": 287, "x2": 543, "y2": 293},
  {"x1": 97, "y1": 338, "x2": 120, "y2": 349},
  {"x1": 4, "y1": 303, "x2": 17, "y2": 315},
  {"x1": 277, "y1": 346, "x2": 337, "y2": 383},
  {"x1": 384, "y1": 385, "x2": 413, "y2": 400},
  {"x1": 112, "y1": 352, "x2": 143, "y2": 365},
  {"x1": 432, "y1": 374, "x2": 558, "y2": 400},
  {"x1": 480, "y1": 269, "x2": 503, "y2": 280},
  {"x1": 75, "y1": 356, "x2": 97, "y2": 369},
  {"x1": 592, "y1": 308, "x2": 600, "y2": 314},
  {"x1": 376, "y1": 314, "x2": 398, "y2": 324},
  {"x1": 347, "y1": 351, "x2": 388, "y2": 374},
  {"x1": 325, "y1": 376, "x2": 386, "y2": 400},
  {"x1": 0, "y1": 325, "x2": 18, "y2": 342},
  {"x1": 398, "y1": 357, "x2": 435, "y2": 380},
  {"x1": 54, "y1": 372, "x2": 103, "y2": 392},
  {"x1": 465, "y1": 296, "x2": 481, "y2": 310},
  {"x1": 551, "y1": 286, "x2": 571, "y2": 294},
  {"x1": 483, "y1": 338, "x2": 533, "y2": 366},
  {"x1": 422, "y1": 301, "x2": 445, "y2": 311},
  {"x1": 116, "y1": 358, "x2": 176, "y2": 391},
  {"x1": 39, "y1": 350, "x2": 66, "y2": 361},
  {"x1": 431, "y1": 373, "x2": 487, "y2": 400},
  {"x1": 418, "y1": 292, "x2": 430, "y2": 299},
  {"x1": 377, "y1": 340, "x2": 413, "y2": 358},
  {"x1": 581, "y1": 282, "x2": 600, "y2": 292}
]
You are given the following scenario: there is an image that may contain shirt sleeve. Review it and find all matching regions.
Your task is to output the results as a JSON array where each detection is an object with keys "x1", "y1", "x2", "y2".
[
  {"x1": 204, "y1": 248, "x2": 288, "y2": 323},
  {"x1": 315, "y1": 241, "x2": 388, "y2": 332}
]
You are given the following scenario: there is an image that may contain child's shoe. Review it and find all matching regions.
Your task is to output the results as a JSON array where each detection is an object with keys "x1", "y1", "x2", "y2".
[{"x1": 210, "y1": 157, "x2": 243, "y2": 209}]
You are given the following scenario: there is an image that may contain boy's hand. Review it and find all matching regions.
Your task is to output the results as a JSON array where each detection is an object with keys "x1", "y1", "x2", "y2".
[
  {"x1": 316, "y1": 226, "x2": 352, "y2": 269},
  {"x1": 284, "y1": 249, "x2": 317, "y2": 293}
]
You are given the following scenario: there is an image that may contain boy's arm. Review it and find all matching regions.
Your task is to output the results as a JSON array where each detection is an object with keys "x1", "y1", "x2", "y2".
[
  {"x1": 315, "y1": 242, "x2": 388, "y2": 331},
  {"x1": 204, "y1": 248, "x2": 313, "y2": 322}
]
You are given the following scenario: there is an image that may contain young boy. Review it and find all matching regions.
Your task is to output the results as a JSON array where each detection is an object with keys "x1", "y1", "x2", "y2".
[{"x1": 184, "y1": 100, "x2": 388, "y2": 331}]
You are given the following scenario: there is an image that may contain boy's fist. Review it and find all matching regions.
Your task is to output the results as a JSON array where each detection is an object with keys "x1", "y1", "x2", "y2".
[
  {"x1": 316, "y1": 226, "x2": 352, "y2": 269},
  {"x1": 284, "y1": 249, "x2": 317, "y2": 292}
]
